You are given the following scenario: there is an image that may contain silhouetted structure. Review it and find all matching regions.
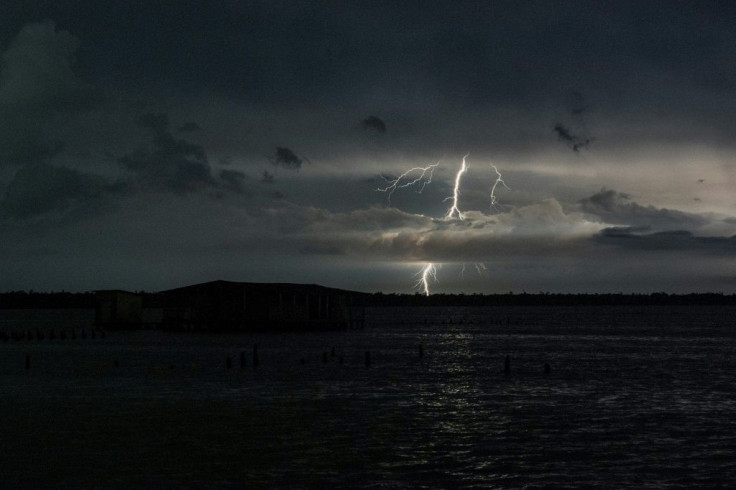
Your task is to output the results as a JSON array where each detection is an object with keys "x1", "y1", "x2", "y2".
[
  {"x1": 94, "y1": 290, "x2": 143, "y2": 329},
  {"x1": 160, "y1": 280, "x2": 365, "y2": 332}
]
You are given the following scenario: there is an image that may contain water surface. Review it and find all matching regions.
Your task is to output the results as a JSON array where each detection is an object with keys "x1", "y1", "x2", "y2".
[{"x1": 1, "y1": 306, "x2": 734, "y2": 488}]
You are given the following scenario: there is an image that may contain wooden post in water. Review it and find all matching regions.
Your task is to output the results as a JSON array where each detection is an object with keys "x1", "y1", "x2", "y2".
[
  {"x1": 322, "y1": 352, "x2": 328, "y2": 363},
  {"x1": 419, "y1": 344, "x2": 424, "y2": 359},
  {"x1": 504, "y1": 355, "x2": 510, "y2": 376},
  {"x1": 25, "y1": 354, "x2": 30, "y2": 370},
  {"x1": 226, "y1": 355, "x2": 232, "y2": 369},
  {"x1": 240, "y1": 351, "x2": 246, "y2": 369},
  {"x1": 544, "y1": 363, "x2": 551, "y2": 375},
  {"x1": 331, "y1": 347, "x2": 336, "y2": 358},
  {"x1": 253, "y1": 344, "x2": 259, "y2": 368},
  {"x1": 365, "y1": 351, "x2": 371, "y2": 368}
]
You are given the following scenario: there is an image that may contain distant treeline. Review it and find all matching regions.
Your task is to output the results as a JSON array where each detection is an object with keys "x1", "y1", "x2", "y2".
[
  {"x1": 0, "y1": 291, "x2": 96, "y2": 309},
  {"x1": 2, "y1": 290, "x2": 736, "y2": 309},
  {"x1": 365, "y1": 292, "x2": 736, "y2": 307},
  {"x1": 0, "y1": 291, "x2": 165, "y2": 309}
]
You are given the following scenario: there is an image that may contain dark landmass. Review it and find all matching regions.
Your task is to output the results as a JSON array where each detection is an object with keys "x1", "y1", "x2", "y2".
[{"x1": 2, "y1": 290, "x2": 736, "y2": 309}]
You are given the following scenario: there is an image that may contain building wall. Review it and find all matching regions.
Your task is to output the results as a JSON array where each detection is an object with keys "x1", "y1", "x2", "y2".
[
  {"x1": 161, "y1": 281, "x2": 362, "y2": 331},
  {"x1": 95, "y1": 291, "x2": 143, "y2": 328}
]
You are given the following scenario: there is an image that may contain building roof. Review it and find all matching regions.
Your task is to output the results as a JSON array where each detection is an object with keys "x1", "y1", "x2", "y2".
[{"x1": 158, "y1": 280, "x2": 365, "y2": 296}]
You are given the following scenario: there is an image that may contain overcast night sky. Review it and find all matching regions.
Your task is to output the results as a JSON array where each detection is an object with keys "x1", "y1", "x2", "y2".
[{"x1": 1, "y1": 1, "x2": 736, "y2": 294}]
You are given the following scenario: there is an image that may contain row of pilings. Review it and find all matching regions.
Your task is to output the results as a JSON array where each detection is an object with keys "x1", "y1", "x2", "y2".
[
  {"x1": 15, "y1": 340, "x2": 552, "y2": 375},
  {"x1": 0, "y1": 327, "x2": 106, "y2": 342}
]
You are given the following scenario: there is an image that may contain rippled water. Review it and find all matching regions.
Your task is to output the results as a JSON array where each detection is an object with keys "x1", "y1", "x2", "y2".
[{"x1": 1, "y1": 306, "x2": 735, "y2": 488}]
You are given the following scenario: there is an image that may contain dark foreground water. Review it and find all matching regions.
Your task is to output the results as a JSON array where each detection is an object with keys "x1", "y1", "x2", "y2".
[{"x1": 1, "y1": 306, "x2": 735, "y2": 488}]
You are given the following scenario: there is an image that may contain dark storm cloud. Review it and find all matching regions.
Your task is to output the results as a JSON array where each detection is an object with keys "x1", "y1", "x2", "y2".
[
  {"x1": 270, "y1": 147, "x2": 306, "y2": 170},
  {"x1": 219, "y1": 169, "x2": 247, "y2": 194},
  {"x1": 0, "y1": 137, "x2": 64, "y2": 166},
  {"x1": 177, "y1": 122, "x2": 200, "y2": 133},
  {"x1": 119, "y1": 113, "x2": 213, "y2": 192},
  {"x1": 579, "y1": 189, "x2": 709, "y2": 230},
  {"x1": 553, "y1": 91, "x2": 595, "y2": 152},
  {"x1": 299, "y1": 244, "x2": 344, "y2": 256},
  {"x1": 261, "y1": 171, "x2": 275, "y2": 184},
  {"x1": 567, "y1": 91, "x2": 587, "y2": 116},
  {"x1": 360, "y1": 116, "x2": 386, "y2": 134},
  {"x1": 0, "y1": 21, "x2": 96, "y2": 167},
  {"x1": 595, "y1": 227, "x2": 736, "y2": 253},
  {"x1": 1, "y1": 162, "x2": 105, "y2": 217},
  {"x1": 0, "y1": 20, "x2": 93, "y2": 112},
  {"x1": 3, "y1": 3, "x2": 736, "y2": 293},
  {"x1": 136, "y1": 113, "x2": 169, "y2": 133},
  {"x1": 553, "y1": 123, "x2": 593, "y2": 153}
]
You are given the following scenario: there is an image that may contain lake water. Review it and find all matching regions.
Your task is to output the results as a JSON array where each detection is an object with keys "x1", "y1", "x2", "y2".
[{"x1": 1, "y1": 306, "x2": 735, "y2": 488}]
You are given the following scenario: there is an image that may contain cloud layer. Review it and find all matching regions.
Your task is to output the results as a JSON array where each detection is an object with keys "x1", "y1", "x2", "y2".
[{"x1": 1, "y1": 6, "x2": 736, "y2": 293}]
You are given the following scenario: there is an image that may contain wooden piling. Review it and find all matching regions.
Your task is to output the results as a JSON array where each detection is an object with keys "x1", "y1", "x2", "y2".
[
  {"x1": 226, "y1": 356, "x2": 232, "y2": 369},
  {"x1": 253, "y1": 344, "x2": 259, "y2": 368},
  {"x1": 240, "y1": 351, "x2": 246, "y2": 369},
  {"x1": 365, "y1": 351, "x2": 371, "y2": 368},
  {"x1": 544, "y1": 363, "x2": 551, "y2": 375},
  {"x1": 504, "y1": 355, "x2": 510, "y2": 376},
  {"x1": 25, "y1": 354, "x2": 30, "y2": 370},
  {"x1": 419, "y1": 344, "x2": 424, "y2": 359}
]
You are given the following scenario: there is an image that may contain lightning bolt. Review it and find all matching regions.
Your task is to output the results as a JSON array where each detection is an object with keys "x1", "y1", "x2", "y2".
[
  {"x1": 393, "y1": 155, "x2": 511, "y2": 294},
  {"x1": 415, "y1": 263, "x2": 437, "y2": 296},
  {"x1": 377, "y1": 163, "x2": 439, "y2": 206},
  {"x1": 489, "y1": 164, "x2": 511, "y2": 209},
  {"x1": 445, "y1": 153, "x2": 469, "y2": 220}
]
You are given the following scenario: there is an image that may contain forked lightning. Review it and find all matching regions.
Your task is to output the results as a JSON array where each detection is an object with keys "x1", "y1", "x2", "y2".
[
  {"x1": 377, "y1": 163, "x2": 439, "y2": 206},
  {"x1": 445, "y1": 153, "x2": 469, "y2": 220}
]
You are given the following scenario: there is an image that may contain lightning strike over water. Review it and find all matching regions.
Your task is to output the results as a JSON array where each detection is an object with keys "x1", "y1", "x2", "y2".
[
  {"x1": 416, "y1": 263, "x2": 437, "y2": 296},
  {"x1": 383, "y1": 154, "x2": 510, "y2": 294},
  {"x1": 490, "y1": 164, "x2": 511, "y2": 209},
  {"x1": 377, "y1": 163, "x2": 439, "y2": 206},
  {"x1": 445, "y1": 154, "x2": 469, "y2": 220}
]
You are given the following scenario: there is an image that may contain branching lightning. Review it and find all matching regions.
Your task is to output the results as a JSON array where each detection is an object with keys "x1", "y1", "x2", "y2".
[
  {"x1": 445, "y1": 153, "x2": 469, "y2": 220},
  {"x1": 415, "y1": 263, "x2": 437, "y2": 296},
  {"x1": 373, "y1": 154, "x2": 512, "y2": 294},
  {"x1": 377, "y1": 163, "x2": 439, "y2": 206},
  {"x1": 490, "y1": 164, "x2": 511, "y2": 209}
]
